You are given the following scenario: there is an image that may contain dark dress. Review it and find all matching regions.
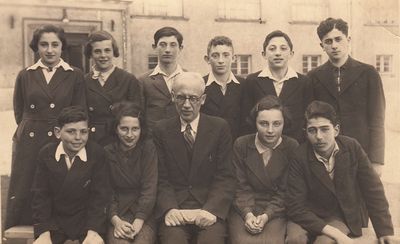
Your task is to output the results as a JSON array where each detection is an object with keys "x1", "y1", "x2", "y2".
[
  {"x1": 229, "y1": 134, "x2": 298, "y2": 244},
  {"x1": 105, "y1": 139, "x2": 158, "y2": 244},
  {"x1": 6, "y1": 65, "x2": 86, "y2": 228},
  {"x1": 85, "y1": 67, "x2": 142, "y2": 146}
]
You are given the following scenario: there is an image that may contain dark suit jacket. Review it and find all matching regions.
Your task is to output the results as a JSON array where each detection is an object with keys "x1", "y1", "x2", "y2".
[
  {"x1": 232, "y1": 134, "x2": 298, "y2": 220},
  {"x1": 139, "y1": 70, "x2": 178, "y2": 131},
  {"x1": 286, "y1": 135, "x2": 393, "y2": 238},
  {"x1": 153, "y1": 113, "x2": 236, "y2": 220},
  {"x1": 32, "y1": 141, "x2": 110, "y2": 239},
  {"x1": 105, "y1": 139, "x2": 157, "y2": 225},
  {"x1": 308, "y1": 57, "x2": 385, "y2": 164},
  {"x1": 201, "y1": 74, "x2": 244, "y2": 139},
  {"x1": 241, "y1": 71, "x2": 312, "y2": 142},
  {"x1": 85, "y1": 67, "x2": 142, "y2": 146}
]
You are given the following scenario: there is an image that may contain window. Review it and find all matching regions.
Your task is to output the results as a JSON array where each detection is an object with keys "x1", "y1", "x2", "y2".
[
  {"x1": 290, "y1": 0, "x2": 328, "y2": 23},
  {"x1": 217, "y1": 0, "x2": 261, "y2": 21},
  {"x1": 148, "y1": 55, "x2": 158, "y2": 70},
  {"x1": 376, "y1": 55, "x2": 393, "y2": 73},
  {"x1": 302, "y1": 55, "x2": 321, "y2": 73},
  {"x1": 232, "y1": 55, "x2": 251, "y2": 76},
  {"x1": 132, "y1": 0, "x2": 183, "y2": 17}
]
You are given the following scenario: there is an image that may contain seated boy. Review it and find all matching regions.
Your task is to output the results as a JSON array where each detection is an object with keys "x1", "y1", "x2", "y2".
[
  {"x1": 32, "y1": 106, "x2": 110, "y2": 244},
  {"x1": 286, "y1": 101, "x2": 394, "y2": 244}
]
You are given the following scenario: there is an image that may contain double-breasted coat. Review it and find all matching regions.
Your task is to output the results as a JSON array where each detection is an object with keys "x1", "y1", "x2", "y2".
[
  {"x1": 85, "y1": 67, "x2": 142, "y2": 146},
  {"x1": 153, "y1": 114, "x2": 236, "y2": 220},
  {"x1": 6, "y1": 65, "x2": 86, "y2": 228},
  {"x1": 307, "y1": 57, "x2": 385, "y2": 164},
  {"x1": 286, "y1": 136, "x2": 393, "y2": 238}
]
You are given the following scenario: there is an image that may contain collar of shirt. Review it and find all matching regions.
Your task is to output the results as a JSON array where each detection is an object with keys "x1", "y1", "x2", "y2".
[
  {"x1": 205, "y1": 72, "x2": 240, "y2": 87},
  {"x1": 254, "y1": 133, "x2": 282, "y2": 154},
  {"x1": 150, "y1": 64, "x2": 183, "y2": 78},
  {"x1": 180, "y1": 114, "x2": 200, "y2": 139},
  {"x1": 314, "y1": 142, "x2": 339, "y2": 178},
  {"x1": 27, "y1": 58, "x2": 73, "y2": 71},
  {"x1": 55, "y1": 141, "x2": 87, "y2": 163},
  {"x1": 327, "y1": 56, "x2": 352, "y2": 71},
  {"x1": 258, "y1": 66, "x2": 298, "y2": 83},
  {"x1": 91, "y1": 64, "x2": 116, "y2": 81}
]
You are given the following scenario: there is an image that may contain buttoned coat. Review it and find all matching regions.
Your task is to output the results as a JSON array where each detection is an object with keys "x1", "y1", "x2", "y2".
[
  {"x1": 201, "y1": 74, "x2": 244, "y2": 139},
  {"x1": 6, "y1": 66, "x2": 86, "y2": 228},
  {"x1": 232, "y1": 134, "x2": 298, "y2": 220},
  {"x1": 153, "y1": 114, "x2": 236, "y2": 220},
  {"x1": 240, "y1": 71, "x2": 312, "y2": 142},
  {"x1": 139, "y1": 71, "x2": 178, "y2": 131},
  {"x1": 308, "y1": 57, "x2": 385, "y2": 164},
  {"x1": 286, "y1": 135, "x2": 393, "y2": 238},
  {"x1": 85, "y1": 67, "x2": 142, "y2": 146},
  {"x1": 32, "y1": 141, "x2": 110, "y2": 240}
]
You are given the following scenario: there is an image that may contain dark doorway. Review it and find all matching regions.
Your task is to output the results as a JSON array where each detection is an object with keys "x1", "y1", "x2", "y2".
[{"x1": 34, "y1": 32, "x2": 90, "y2": 73}]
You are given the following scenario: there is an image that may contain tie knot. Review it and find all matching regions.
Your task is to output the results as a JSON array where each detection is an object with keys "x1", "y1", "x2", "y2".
[{"x1": 186, "y1": 123, "x2": 192, "y2": 131}]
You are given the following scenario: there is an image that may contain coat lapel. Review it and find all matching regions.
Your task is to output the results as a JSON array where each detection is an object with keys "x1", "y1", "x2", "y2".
[
  {"x1": 32, "y1": 69, "x2": 52, "y2": 99},
  {"x1": 245, "y1": 142, "x2": 271, "y2": 188},
  {"x1": 255, "y1": 77, "x2": 277, "y2": 96},
  {"x1": 87, "y1": 75, "x2": 113, "y2": 103},
  {"x1": 47, "y1": 68, "x2": 69, "y2": 93},
  {"x1": 279, "y1": 76, "x2": 300, "y2": 100},
  {"x1": 340, "y1": 57, "x2": 363, "y2": 94},
  {"x1": 204, "y1": 83, "x2": 224, "y2": 108},
  {"x1": 150, "y1": 74, "x2": 171, "y2": 98},
  {"x1": 333, "y1": 147, "x2": 350, "y2": 190},
  {"x1": 102, "y1": 68, "x2": 120, "y2": 93},
  {"x1": 315, "y1": 62, "x2": 338, "y2": 99},
  {"x1": 166, "y1": 118, "x2": 190, "y2": 178},
  {"x1": 308, "y1": 149, "x2": 336, "y2": 195}
]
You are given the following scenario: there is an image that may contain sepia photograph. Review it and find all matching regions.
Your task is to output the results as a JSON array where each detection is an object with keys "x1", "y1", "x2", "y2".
[{"x1": 0, "y1": 0, "x2": 399, "y2": 243}]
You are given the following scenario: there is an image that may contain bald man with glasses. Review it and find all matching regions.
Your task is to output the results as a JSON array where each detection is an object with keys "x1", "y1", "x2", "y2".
[{"x1": 152, "y1": 72, "x2": 236, "y2": 244}]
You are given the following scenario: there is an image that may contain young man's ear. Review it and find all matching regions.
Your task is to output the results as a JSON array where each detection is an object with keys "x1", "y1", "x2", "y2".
[
  {"x1": 204, "y1": 55, "x2": 210, "y2": 64},
  {"x1": 54, "y1": 127, "x2": 61, "y2": 139},
  {"x1": 334, "y1": 124, "x2": 340, "y2": 137}
]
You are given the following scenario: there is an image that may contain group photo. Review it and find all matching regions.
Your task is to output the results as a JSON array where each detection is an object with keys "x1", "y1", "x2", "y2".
[{"x1": 0, "y1": 0, "x2": 399, "y2": 244}]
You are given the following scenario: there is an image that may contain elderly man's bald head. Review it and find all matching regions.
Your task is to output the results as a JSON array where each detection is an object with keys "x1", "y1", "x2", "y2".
[{"x1": 172, "y1": 72, "x2": 205, "y2": 95}]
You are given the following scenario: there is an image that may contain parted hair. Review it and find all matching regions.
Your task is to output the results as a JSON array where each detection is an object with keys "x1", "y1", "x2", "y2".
[
  {"x1": 317, "y1": 18, "x2": 349, "y2": 40},
  {"x1": 57, "y1": 106, "x2": 88, "y2": 128},
  {"x1": 263, "y1": 30, "x2": 293, "y2": 52},
  {"x1": 153, "y1": 26, "x2": 183, "y2": 47},
  {"x1": 29, "y1": 24, "x2": 67, "y2": 52},
  {"x1": 84, "y1": 30, "x2": 120, "y2": 58},
  {"x1": 248, "y1": 95, "x2": 292, "y2": 128},
  {"x1": 111, "y1": 101, "x2": 147, "y2": 142},
  {"x1": 305, "y1": 100, "x2": 339, "y2": 126}
]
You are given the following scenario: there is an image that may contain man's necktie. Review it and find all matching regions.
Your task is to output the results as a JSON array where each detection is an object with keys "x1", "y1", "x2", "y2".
[{"x1": 183, "y1": 124, "x2": 195, "y2": 149}]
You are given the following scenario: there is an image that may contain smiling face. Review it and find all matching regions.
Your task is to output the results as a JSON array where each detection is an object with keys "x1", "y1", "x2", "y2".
[
  {"x1": 91, "y1": 40, "x2": 114, "y2": 72},
  {"x1": 205, "y1": 44, "x2": 234, "y2": 76},
  {"x1": 320, "y1": 28, "x2": 350, "y2": 64},
  {"x1": 55, "y1": 120, "x2": 89, "y2": 158},
  {"x1": 306, "y1": 117, "x2": 339, "y2": 158},
  {"x1": 263, "y1": 36, "x2": 293, "y2": 70},
  {"x1": 256, "y1": 109, "x2": 284, "y2": 147},
  {"x1": 116, "y1": 116, "x2": 141, "y2": 151},
  {"x1": 153, "y1": 36, "x2": 182, "y2": 65},
  {"x1": 38, "y1": 32, "x2": 62, "y2": 67}
]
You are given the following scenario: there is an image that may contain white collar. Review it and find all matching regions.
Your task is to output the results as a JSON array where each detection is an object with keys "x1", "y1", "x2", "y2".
[
  {"x1": 55, "y1": 141, "x2": 87, "y2": 162},
  {"x1": 255, "y1": 133, "x2": 282, "y2": 154},
  {"x1": 27, "y1": 58, "x2": 73, "y2": 71},
  {"x1": 180, "y1": 114, "x2": 200, "y2": 134},
  {"x1": 92, "y1": 64, "x2": 116, "y2": 79},
  {"x1": 205, "y1": 72, "x2": 240, "y2": 87},
  {"x1": 258, "y1": 66, "x2": 298, "y2": 82},
  {"x1": 150, "y1": 64, "x2": 183, "y2": 78}
]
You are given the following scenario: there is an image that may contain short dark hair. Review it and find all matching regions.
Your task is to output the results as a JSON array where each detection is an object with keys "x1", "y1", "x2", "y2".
[
  {"x1": 263, "y1": 30, "x2": 293, "y2": 52},
  {"x1": 29, "y1": 24, "x2": 67, "y2": 52},
  {"x1": 305, "y1": 100, "x2": 339, "y2": 126},
  {"x1": 84, "y1": 30, "x2": 120, "y2": 58},
  {"x1": 111, "y1": 101, "x2": 147, "y2": 143},
  {"x1": 207, "y1": 36, "x2": 234, "y2": 55},
  {"x1": 57, "y1": 106, "x2": 88, "y2": 128},
  {"x1": 248, "y1": 95, "x2": 292, "y2": 128},
  {"x1": 317, "y1": 18, "x2": 349, "y2": 40},
  {"x1": 153, "y1": 27, "x2": 183, "y2": 47}
]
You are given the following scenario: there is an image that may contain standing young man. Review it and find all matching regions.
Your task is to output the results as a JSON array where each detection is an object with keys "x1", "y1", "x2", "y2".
[
  {"x1": 286, "y1": 101, "x2": 394, "y2": 244},
  {"x1": 241, "y1": 30, "x2": 311, "y2": 142},
  {"x1": 308, "y1": 18, "x2": 385, "y2": 175},
  {"x1": 201, "y1": 36, "x2": 244, "y2": 139},
  {"x1": 139, "y1": 27, "x2": 184, "y2": 131}
]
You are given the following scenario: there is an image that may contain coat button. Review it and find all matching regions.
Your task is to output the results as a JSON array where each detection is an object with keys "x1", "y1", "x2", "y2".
[
  {"x1": 50, "y1": 103, "x2": 55, "y2": 108},
  {"x1": 89, "y1": 107, "x2": 94, "y2": 111},
  {"x1": 30, "y1": 104, "x2": 35, "y2": 109},
  {"x1": 91, "y1": 127, "x2": 96, "y2": 132},
  {"x1": 109, "y1": 105, "x2": 113, "y2": 110},
  {"x1": 29, "y1": 132, "x2": 35, "y2": 137},
  {"x1": 47, "y1": 131, "x2": 53, "y2": 137}
]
